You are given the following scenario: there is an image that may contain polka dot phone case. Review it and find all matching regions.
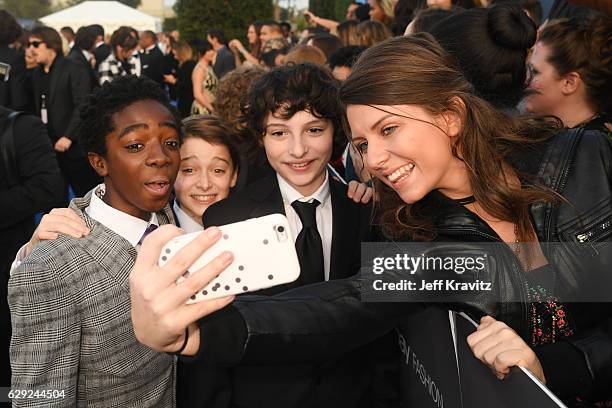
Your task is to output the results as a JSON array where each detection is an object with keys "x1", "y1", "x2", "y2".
[{"x1": 159, "y1": 214, "x2": 301, "y2": 304}]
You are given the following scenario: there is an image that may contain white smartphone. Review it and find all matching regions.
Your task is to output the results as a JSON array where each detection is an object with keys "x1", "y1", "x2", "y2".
[{"x1": 159, "y1": 213, "x2": 301, "y2": 304}]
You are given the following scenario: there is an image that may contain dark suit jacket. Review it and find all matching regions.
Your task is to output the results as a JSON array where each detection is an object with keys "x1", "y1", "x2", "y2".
[
  {"x1": 0, "y1": 46, "x2": 31, "y2": 111},
  {"x1": 93, "y1": 43, "x2": 110, "y2": 71},
  {"x1": 67, "y1": 47, "x2": 99, "y2": 88},
  {"x1": 0, "y1": 108, "x2": 64, "y2": 386},
  {"x1": 140, "y1": 46, "x2": 166, "y2": 87},
  {"x1": 212, "y1": 46, "x2": 236, "y2": 79},
  {"x1": 31, "y1": 56, "x2": 92, "y2": 159},
  {"x1": 178, "y1": 174, "x2": 378, "y2": 408},
  {"x1": 202, "y1": 173, "x2": 371, "y2": 291}
]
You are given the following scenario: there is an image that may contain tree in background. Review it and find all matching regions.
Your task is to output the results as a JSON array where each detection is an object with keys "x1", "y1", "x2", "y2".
[
  {"x1": 176, "y1": 0, "x2": 273, "y2": 45},
  {"x1": 334, "y1": 0, "x2": 355, "y2": 21},
  {"x1": 308, "y1": 0, "x2": 335, "y2": 19},
  {"x1": 3, "y1": 0, "x2": 51, "y2": 19}
]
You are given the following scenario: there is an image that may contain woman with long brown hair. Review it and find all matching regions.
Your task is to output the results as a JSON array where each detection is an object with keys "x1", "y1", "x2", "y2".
[{"x1": 131, "y1": 34, "x2": 612, "y2": 406}]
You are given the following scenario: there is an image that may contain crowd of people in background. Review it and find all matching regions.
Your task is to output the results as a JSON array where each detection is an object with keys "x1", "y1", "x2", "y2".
[{"x1": 0, "y1": 0, "x2": 611, "y2": 407}]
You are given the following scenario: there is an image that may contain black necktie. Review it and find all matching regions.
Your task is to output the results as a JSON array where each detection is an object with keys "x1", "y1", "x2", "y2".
[{"x1": 291, "y1": 199, "x2": 324, "y2": 285}]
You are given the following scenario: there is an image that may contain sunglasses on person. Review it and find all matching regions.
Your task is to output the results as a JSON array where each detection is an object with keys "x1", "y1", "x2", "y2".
[{"x1": 27, "y1": 40, "x2": 45, "y2": 48}]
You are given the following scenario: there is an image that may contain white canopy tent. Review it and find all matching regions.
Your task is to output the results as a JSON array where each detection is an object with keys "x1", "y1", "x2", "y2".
[{"x1": 39, "y1": 1, "x2": 162, "y2": 35}]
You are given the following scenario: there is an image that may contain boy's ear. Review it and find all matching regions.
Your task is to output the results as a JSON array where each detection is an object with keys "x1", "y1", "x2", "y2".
[
  {"x1": 88, "y1": 152, "x2": 109, "y2": 177},
  {"x1": 230, "y1": 169, "x2": 238, "y2": 188}
]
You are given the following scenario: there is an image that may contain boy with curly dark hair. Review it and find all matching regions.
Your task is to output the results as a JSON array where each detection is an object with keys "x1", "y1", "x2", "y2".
[
  {"x1": 9, "y1": 76, "x2": 182, "y2": 407},
  {"x1": 180, "y1": 62, "x2": 376, "y2": 408}
]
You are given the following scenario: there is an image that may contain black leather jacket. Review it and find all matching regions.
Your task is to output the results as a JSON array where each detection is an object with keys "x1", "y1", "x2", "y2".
[{"x1": 193, "y1": 128, "x2": 612, "y2": 402}]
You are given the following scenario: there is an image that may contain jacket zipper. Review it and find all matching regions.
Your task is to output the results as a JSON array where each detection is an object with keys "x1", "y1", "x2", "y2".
[{"x1": 576, "y1": 219, "x2": 612, "y2": 243}]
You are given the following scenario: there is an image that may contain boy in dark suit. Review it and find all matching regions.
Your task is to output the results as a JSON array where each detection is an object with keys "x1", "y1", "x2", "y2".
[{"x1": 178, "y1": 63, "x2": 383, "y2": 408}]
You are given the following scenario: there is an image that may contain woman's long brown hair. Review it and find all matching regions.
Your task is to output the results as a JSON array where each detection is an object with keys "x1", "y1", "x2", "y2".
[{"x1": 339, "y1": 33, "x2": 561, "y2": 242}]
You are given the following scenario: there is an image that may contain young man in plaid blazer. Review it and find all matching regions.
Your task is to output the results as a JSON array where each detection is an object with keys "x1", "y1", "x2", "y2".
[{"x1": 9, "y1": 76, "x2": 186, "y2": 407}]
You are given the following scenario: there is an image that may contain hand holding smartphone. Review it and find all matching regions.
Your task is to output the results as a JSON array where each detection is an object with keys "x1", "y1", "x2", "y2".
[{"x1": 159, "y1": 214, "x2": 300, "y2": 304}]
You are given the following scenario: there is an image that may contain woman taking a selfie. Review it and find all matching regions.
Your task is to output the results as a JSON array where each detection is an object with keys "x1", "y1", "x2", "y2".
[{"x1": 131, "y1": 33, "x2": 612, "y2": 407}]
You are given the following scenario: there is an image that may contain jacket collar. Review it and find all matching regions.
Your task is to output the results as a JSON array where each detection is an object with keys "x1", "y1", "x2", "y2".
[{"x1": 69, "y1": 191, "x2": 175, "y2": 292}]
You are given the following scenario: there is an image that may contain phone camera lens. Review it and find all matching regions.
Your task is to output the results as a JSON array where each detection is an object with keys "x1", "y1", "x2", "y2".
[{"x1": 277, "y1": 226, "x2": 285, "y2": 233}]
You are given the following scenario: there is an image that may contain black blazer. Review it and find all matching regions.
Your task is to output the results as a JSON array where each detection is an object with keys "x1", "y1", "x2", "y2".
[
  {"x1": 67, "y1": 47, "x2": 99, "y2": 88},
  {"x1": 140, "y1": 46, "x2": 166, "y2": 87},
  {"x1": 31, "y1": 56, "x2": 92, "y2": 159},
  {"x1": 202, "y1": 173, "x2": 372, "y2": 291},
  {"x1": 0, "y1": 46, "x2": 31, "y2": 111},
  {"x1": 93, "y1": 43, "x2": 110, "y2": 71},
  {"x1": 177, "y1": 174, "x2": 378, "y2": 408}
]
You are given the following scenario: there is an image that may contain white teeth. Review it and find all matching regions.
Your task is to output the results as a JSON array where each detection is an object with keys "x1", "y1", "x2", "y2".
[
  {"x1": 191, "y1": 194, "x2": 216, "y2": 203},
  {"x1": 289, "y1": 162, "x2": 309, "y2": 168},
  {"x1": 387, "y1": 163, "x2": 415, "y2": 183}
]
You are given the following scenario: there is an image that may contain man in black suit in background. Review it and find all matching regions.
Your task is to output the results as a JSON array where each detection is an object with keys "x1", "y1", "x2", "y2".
[
  {"x1": 139, "y1": 30, "x2": 166, "y2": 88},
  {"x1": 67, "y1": 26, "x2": 99, "y2": 88},
  {"x1": 0, "y1": 106, "x2": 64, "y2": 388},
  {"x1": 28, "y1": 26, "x2": 100, "y2": 199},
  {"x1": 0, "y1": 11, "x2": 31, "y2": 112},
  {"x1": 206, "y1": 29, "x2": 235, "y2": 79},
  {"x1": 89, "y1": 24, "x2": 110, "y2": 71}
]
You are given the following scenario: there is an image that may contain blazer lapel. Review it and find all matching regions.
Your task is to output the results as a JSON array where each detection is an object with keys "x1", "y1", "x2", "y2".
[
  {"x1": 48, "y1": 57, "x2": 63, "y2": 106},
  {"x1": 248, "y1": 175, "x2": 285, "y2": 218},
  {"x1": 329, "y1": 179, "x2": 353, "y2": 280}
]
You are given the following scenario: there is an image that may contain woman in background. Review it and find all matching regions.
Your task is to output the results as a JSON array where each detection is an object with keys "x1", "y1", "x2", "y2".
[
  {"x1": 525, "y1": 16, "x2": 611, "y2": 135},
  {"x1": 164, "y1": 41, "x2": 197, "y2": 118},
  {"x1": 191, "y1": 41, "x2": 218, "y2": 115}
]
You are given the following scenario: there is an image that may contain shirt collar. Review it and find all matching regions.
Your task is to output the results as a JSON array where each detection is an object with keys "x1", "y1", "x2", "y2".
[
  {"x1": 173, "y1": 200, "x2": 203, "y2": 234},
  {"x1": 145, "y1": 44, "x2": 156, "y2": 52},
  {"x1": 85, "y1": 184, "x2": 159, "y2": 247},
  {"x1": 81, "y1": 49, "x2": 93, "y2": 61},
  {"x1": 278, "y1": 171, "x2": 330, "y2": 205}
]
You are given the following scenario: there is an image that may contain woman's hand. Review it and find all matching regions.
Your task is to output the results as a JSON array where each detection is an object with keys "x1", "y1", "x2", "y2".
[
  {"x1": 304, "y1": 10, "x2": 319, "y2": 25},
  {"x1": 163, "y1": 74, "x2": 177, "y2": 85},
  {"x1": 129, "y1": 225, "x2": 235, "y2": 354},
  {"x1": 229, "y1": 39, "x2": 246, "y2": 53},
  {"x1": 467, "y1": 316, "x2": 546, "y2": 383},
  {"x1": 347, "y1": 180, "x2": 373, "y2": 204},
  {"x1": 27, "y1": 208, "x2": 90, "y2": 254}
]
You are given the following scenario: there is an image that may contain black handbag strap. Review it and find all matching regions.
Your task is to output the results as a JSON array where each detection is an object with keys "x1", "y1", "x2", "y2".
[{"x1": 0, "y1": 109, "x2": 22, "y2": 187}]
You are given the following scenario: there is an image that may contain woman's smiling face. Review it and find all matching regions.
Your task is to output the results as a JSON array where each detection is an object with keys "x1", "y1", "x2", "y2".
[{"x1": 347, "y1": 103, "x2": 469, "y2": 204}]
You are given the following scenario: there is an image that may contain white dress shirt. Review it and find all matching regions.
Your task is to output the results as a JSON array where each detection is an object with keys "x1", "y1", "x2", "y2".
[
  {"x1": 277, "y1": 172, "x2": 333, "y2": 281},
  {"x1": 85, "y1": 184, "x2": 159, "y2": 248},
  {"x1": 11, "y1": 184, "x2": 158, "y2": 273},
  {"x1": 173, "y1": 200, "x2": 204, "y2": 234}
]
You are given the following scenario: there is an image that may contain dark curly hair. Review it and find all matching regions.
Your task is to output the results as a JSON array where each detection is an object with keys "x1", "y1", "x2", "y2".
[
  {"x1": 77, "y1": 75, "x2": 180, "y2": 157},
  {"x1": 243, "y1": 63, "x2": 347, "y2": 158},
  {"x1": 0, "y1": 10, "x2": 22, "y2": 46}
]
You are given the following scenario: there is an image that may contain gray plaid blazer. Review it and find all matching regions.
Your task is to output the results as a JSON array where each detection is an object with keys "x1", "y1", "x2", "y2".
[{"x1": 9, "y1": 191, "x2": 177, "y2": 407}]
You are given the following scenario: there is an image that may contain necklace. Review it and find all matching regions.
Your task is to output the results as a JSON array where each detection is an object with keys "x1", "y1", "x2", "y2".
[
  {"x1": 452, "y1": 195, "x2": 476, "y2": 205},
  {"x1": 513, "y1": 223, "x2": 521, "y2": 255}
]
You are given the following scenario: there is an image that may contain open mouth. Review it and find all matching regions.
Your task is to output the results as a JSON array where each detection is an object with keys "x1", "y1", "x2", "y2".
[
  {"x1": 144, "y1": 180, "x2": 170, "y2": 195},
  {"x1": 387, "y1": 163, "x2": 415, "y2": 184}
]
